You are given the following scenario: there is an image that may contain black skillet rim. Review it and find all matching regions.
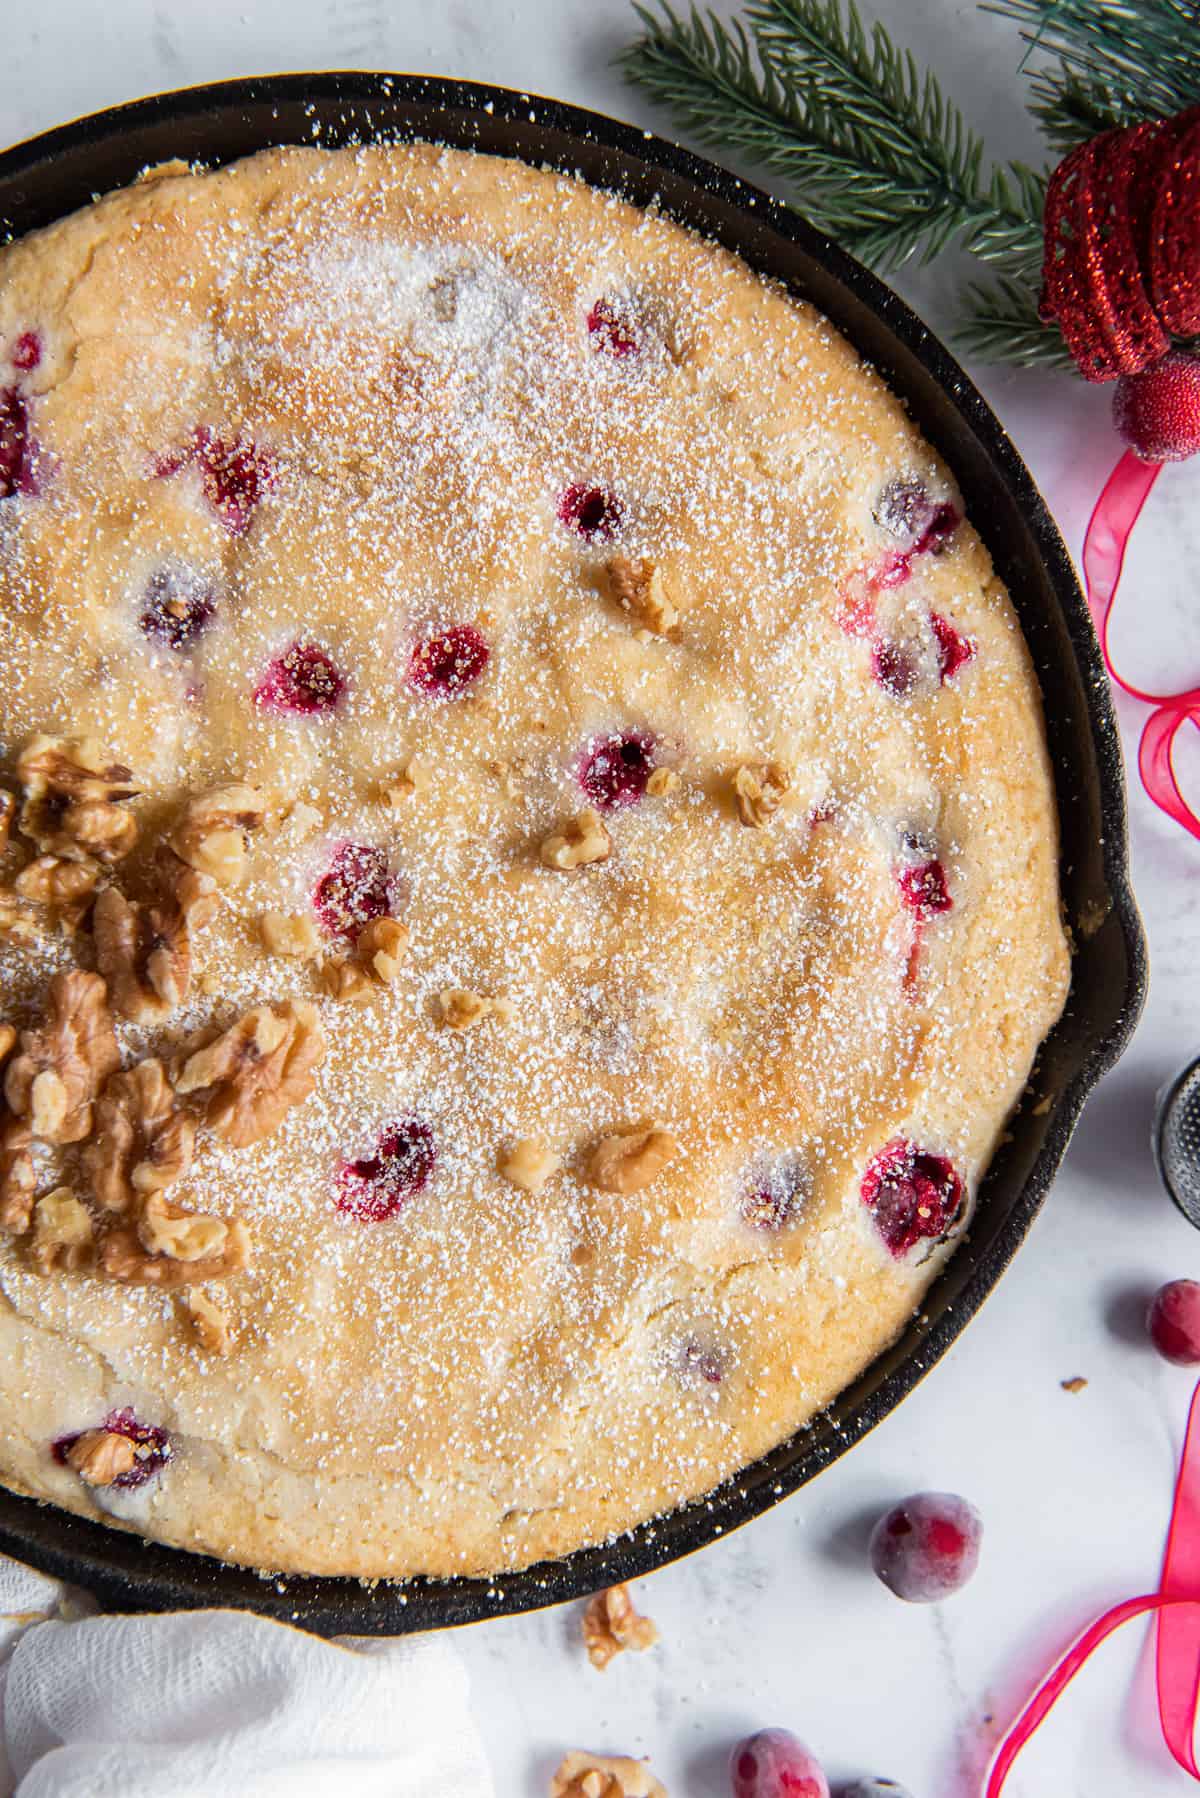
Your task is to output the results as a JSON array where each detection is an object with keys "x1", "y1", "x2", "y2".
[{"x1": 0, "y1": 72, "x2": 1148, "y2": 1634}]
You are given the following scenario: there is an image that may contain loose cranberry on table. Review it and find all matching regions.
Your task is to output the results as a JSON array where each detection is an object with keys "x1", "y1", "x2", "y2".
[
  {"x1": 1113, "y1": 350, "x2": 1200, "y2": 463},
  {"x1": 730, "y1": 1729, "x2": 829, "y2": 1798},
  {"x1": 1147, "y1": 1280, "x2": 1200, "y2": 1365},
  {"x1": 869, "y1": 1491, "x2": 982, "y2": 1602}
]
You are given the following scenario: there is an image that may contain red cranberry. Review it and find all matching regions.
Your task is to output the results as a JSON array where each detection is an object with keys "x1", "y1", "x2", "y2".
[
  {"x1": 579, "y1": 730, "x2": 655, "y2": 809},
  {"x1": 336, "y1": 1120, "x2": 436, "y2": 1220},
  {"x1": 871, "y1": 639, "x2": 920, "y2": 697},
  {"x1": 897, "y1": 858, "x2": 952, "y2": 919},
  {"x1": 912, "y1": 501, "x2": 960, "y2": 556},
  {"x1": 869, "y1": 1491, "x2": 982, "y2": 1601},
  {"x1": 557, "y1": 483, "x2": 624, "y2": 540},
  {"x1": 138, "y1": 568, "x2": 216, "y2": 651},
  {"x1": 861, "y1": 1139, "x2": 963, "y2": 1257},
  {"x1": 730, "y1": 1729, "x2": 829, "y2": 1798},
  {"x1": 1147, "y1": 1280, "x2": 1200, "y2": 1365},
  {"x1": 254, "y1": 640, "x2": 346, "y2": 715},
  {"x1": 873, "y1": 477, "x2": 931, "y2": 543},
  {"x1": 0, "y1": 388, "x2": 34, "y2": 498},
  {"x1": 408, "y1": 624, "x2": 490, "y2": 696},
  {"x1": 741, "y1": 1156, "x2": 809, "y2": 1230},
  {"x1": 12, "y1": 331, "x2": 42, "y2": 372},
  {"x1": 312, "y1": 842, "x2": 391, "y2": 939},
  {"x1": 587, "y1": 298, "x2": 639, "y2": 358},
  {"x1": 931, "y1": 611, "x2": 975, "y2": 683},
  {"x1": 53, "y1": 1408, "x2": 173, "y2": 1491},
  {"x1": 193, "y1": 427, "x2": 275, "y2": 535},
  {"x1": 680, "y1": 1337, "x2": 726, "y2": 1388}
]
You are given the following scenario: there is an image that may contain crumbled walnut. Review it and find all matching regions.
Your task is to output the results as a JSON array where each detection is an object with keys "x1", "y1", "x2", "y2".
[
  {"x1": 183, "y1": 1286, "x2": 232, "y2": 1354},
  {"x1": 138, "y1": 1191, "x2": 228, "y2": 1262},
  {"x1": 0, "y1": 790, "x2": 14, "y2": 855},
  {"x1": 435, "y1": 988, "x2": 508, "y2": 1030},
  {"x1": 102, "y1": 1209, "x2": 251, "y2": 1288},
  {"x1": 541, "y1": 809, "x2": 611, "y2": 870},
  {"x1": 582, "y1": 1584, "x2": 660, "y2": 1670},
  {"x1": 4, "y1": 971, "x2": 120, "y2": 1144},
  {"x1": 320, "y1": 957, "x2": 374, "y2": 1003},
  {"x1": 175, "y1": 1000, "x2": 325, "y2": 1148},
  {"x1": 0, "y1": 1024, "x2": 14, "y2": 1066},
  {"x1": 84, "y1": 1059, "x2": 194, "y2": 1214},
  {"x1": 16, "y1": 735, "x2": 139, "y2": 864},
  {"x1": 169, "y1": 782, "x2": 268, "y2": 887},
  {"x1": 92, "y1": 884, "x2": 192, "y2": 1023},
  {"x1": 357, "y1": 916, "x2": 409, "y2": 983},
  {"x1": 645, "y1": 767, "x2": 679, "y2": 798},
  {"x1": 384, "y1": 759, "x2": 430, "y2": 805},
  {"x1": 587, "y1": 1126, "x2": 680, "y2": 1195},
  {"x1": 0, "y1": 1116, "x2": 35, "y2": 1234},
  {"x1": 0, "y1": 887, "x2": 43, "y2": 944},
  {"x1": 605, "y1": 555, "x2": 680, "y2": 635},
  {"x1": 260, "y1": 910, "x2": 322, "y2": 961},
  {"x1": 65, "y1": 1427, "x2": 138, "y2": 1487},
  {"x1": 732, "y1": 761, "x2": 790, "y2": 827},
  {"x1": 31, "y1": 1187, "x2": 94, "y2": 1273},
  {"x1": 550, "y1": 1752, "x2": 667, "y2": 1798},
  {"x1": 14, "y1": 854, "x2": 101, "y2": 927},
  {"x1": 280, "y1": 800, "x2": 323, "y2": 842},
  {"x1": 499, "y1": 1137, "x2": 562, "y2": 1193}
]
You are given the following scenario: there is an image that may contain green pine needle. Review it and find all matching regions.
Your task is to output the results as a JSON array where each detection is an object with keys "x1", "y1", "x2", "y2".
[
  {"x1": 986, "y1": 0, "x2": 1200, "y2": 121},
  {"x1": 1026, "y1": 68, "x2": 1132, "y2": 152},
  {"x1": 955, "y1": 275, "x2": 1074, "y2": 366}
]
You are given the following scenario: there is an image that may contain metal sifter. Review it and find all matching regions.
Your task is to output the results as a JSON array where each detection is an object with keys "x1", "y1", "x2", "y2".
[{"x1": 1155, "y1": 1055, "x2": 1200, "y2": 1229}]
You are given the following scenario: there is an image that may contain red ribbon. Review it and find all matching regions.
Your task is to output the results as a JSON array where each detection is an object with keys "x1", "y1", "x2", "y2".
[
  {"x1": 986, "y1": 1382, "x2": 1200, "y2": 1791},
  {"x1": 1082, "y1": 448, "x2": 1200, "y2": 838}
]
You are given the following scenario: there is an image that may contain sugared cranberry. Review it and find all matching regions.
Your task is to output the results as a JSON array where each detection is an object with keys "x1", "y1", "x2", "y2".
[
  {"x1": 869, "y1": 1491, "x2": 982, "y2": 1602},
  {"x1": 579, "y1": 730, "x2": 655, "y2": 809},
  {"x1": 1114, "y1": 352, "x2": 1200, "y2": 462},
  {"x1": 1147, "y1": 1280, "x2": 1200, "y2": 1365},
  {"x1": 138, "y1": 567, "x2": 217, "y2": 651},
  {"x1": 912, "y1": 501, "x2": 960, "y2": 556},
  {"x1": 194, "y1": 427, "x2": 276, "y2": 535},
  {"x1": 587, "y1": 298, "x2": 640, "y2": 358},
  {"x1": 874, "y1": 477, "x2": 930, "y2": 543},
  {"x1": 897, "y1": 858, "x2": 952, "y2": 919},
  {"x1": 741, "y1": 1155, "x2": 809, "y2": 1231},
  {"x1": 336, "y1": 1120, "x2": 436, "y2": 1220},
  {"x1": 557, "y1": 483, "x2": 624, "y2": 541},
  {"x1": 53, "y1": 1408, "x2": 172, "y2": 1491},
  {"x1": 254, "y1": 640, "x2": 346, "y2": 715},
  {"x1": 313, "y1": 842, "x2": 392, "y2": 939},
  {"x1": 840, "y1": 1783, "x2": 913, "y2": 1798},
  {"x1": 0, "y1": 388, "x2": 34, "y2": 498},
  {"x1": 408, "y1": 624, "x2": 490, "y2": 696},
  {"x1": 861, "y1": 1139, "x2": 963, "y2": 1257},
  {"x1": 12, "y1": 331, "x2": 41, "y2": 372},
  {"x1": 871, "y1": 639, "x2": 920, "y2": 697},
  {"x1": 931, "y1": 610, "x2": 975, "y2": 683},
  {"x1": 730, "y1": 1729, "x2": 829, "y2": 1798}
]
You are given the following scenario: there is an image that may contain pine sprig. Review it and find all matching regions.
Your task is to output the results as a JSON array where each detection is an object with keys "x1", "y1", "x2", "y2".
[
  {"x1": 954, "y1": 274, "x2": 1075, "y2": 365},
  {"x1": 1025, "y1": 68, "x2": 1132, "y2": 153},
  {"x1": 619, "y1": 0, "x2": 1045, "y2": 271},
  {"x1": 986, "y1": 0, "x2": 1200, "y2": 122}
]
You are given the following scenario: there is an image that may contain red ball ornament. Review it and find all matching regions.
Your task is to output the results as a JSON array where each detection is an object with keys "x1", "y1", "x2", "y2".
[{"x1": 1113, "y1": 351, "x2": 1200, "y2": 461}]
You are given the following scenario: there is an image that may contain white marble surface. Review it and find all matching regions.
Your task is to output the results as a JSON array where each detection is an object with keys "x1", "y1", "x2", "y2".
[{"x1": 4, "y1": 5, "x2": 1200, "y2": 1793}]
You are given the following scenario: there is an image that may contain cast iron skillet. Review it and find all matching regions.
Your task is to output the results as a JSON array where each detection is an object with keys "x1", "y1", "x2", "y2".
[{"x1": 0, "y1": 73, "x2": 1147, "y2": 1635}]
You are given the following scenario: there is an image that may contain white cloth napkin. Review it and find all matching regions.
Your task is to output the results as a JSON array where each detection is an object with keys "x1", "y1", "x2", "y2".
[{"x1": 0, "y1": 1555, "x2": 494, "y2": 1798}]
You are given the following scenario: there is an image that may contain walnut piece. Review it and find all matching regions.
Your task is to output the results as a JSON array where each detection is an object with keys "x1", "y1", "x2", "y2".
[
  {"x1": 0, "y1": 1024, "x2": 14, "y2": 1066},
  {"x1": 16, "y1": 735, "x2": 139, "y2": 864},
  {"x1": 357, "y1": 917, "x2": 409, "y2": 984},
  {"x1": 0, "y1": 887, "x2": 44, "y2": 945},
  {"x1": 84, "y1": 1059, "x2": 194, "y2": 1214},
  {"x1": 170, "y1": 782, "x2": 268, "y2": 887},
  {"x1": 732, "y1": 761, "x2": 790, "y2": 828},
  {"x1": 0, "y1": 789, "x2": 14, "y2": 855},
  {"x1": 582, "y1": 1584, "x2": 660, "y2": 1670},
  {"x1": 14, "y1": 854, "x2": 101, "y2": 928},
  {"x1": 0, "y1": 1116, "x2": 35, "y2": 1234},
  {"x1": 499, "y1": 1137, "x2": 562, "y2": 1193},
  {"x1": 605, "y1": 555, "x2": 680, "y2": 635},
  {"x1": 138, "y1": 1191, "x2": 229, "y2": 1262},
  {"x1": 435, "y1": 988, "x2": 509, "y2": 1030},
  {"x1": 645, "y1": 767, "x2": 680, "y2": 798},
  {"x1": 65, "y1": 1428, "x2": 138, "y2": 1488},
  {"x1": 587, "y1": 1126, "x2": 679, "y2": 1195},
  {"x1": 260, "y1": 911, "x2": 322, "y2": 961},
  {"x1": 550, "y1": 1752, "x2": 667, "y2": 1798},
  {"x1": 31, "y1": 1187, "x2": 94, "y2": 1273},
  {"x1": 183, "y1": 1286, "x2": 232, "y2": 1355},
  {"x1": 102, "y1": 1209, "x2": 251, "y2": 1288},
  {"x1": 320, "y1": 957, "x2": 374, "y2": 1004},
  {"x1": 175, "y1": 1000, "x2": 325, "y2": 1148},
  {"x1": 93, "y1": 883, "x2": 195, "y2": 1023},
  {"x1": 4, "y1": 970, "x2": 120, "y2": 1144},
  {"x1": 541, "y1": 809, "x2": 611, "y2": 871},
  {"x1": 384, "y1": 759, "x2": 430, "y2": 804}
]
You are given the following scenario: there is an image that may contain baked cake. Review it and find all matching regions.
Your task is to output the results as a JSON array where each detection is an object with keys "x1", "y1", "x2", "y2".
[{"x1": 0, "y1": 142, "x2": 1070, "y2": 1578}]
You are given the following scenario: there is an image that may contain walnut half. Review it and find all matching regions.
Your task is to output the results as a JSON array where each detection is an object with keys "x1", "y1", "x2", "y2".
[
  {"x1": 92, "y1": 880, "x2": 198, "y2": 1023},
  {"x1": 175, "y1": 1000, "x2": 325, "y2": 1148},
  {"x1": 0, "y1": 1116, "x2": 35, "y2": 1235},
  {"x1": 102, "y1": 1206, "x2": 251, "y2": 1289},
  {"x1": 550, "y1": 1753, "x2": 667, "y2": 1798},
  {"x1": 587, "y1": 1126, "x2": 679, "y2": 1196},
  {"x1": 84, "y1": 1059, "x2": 194, "y2": 1214},
  {"x1": 16, "y1": 735, "x2": 139, "y2": 864},
  {"x1": 30, "y1": 1187, "x2": 94, "y2": 1273},
  {"x1": 582, "y1": 1583, "x2": 659, "y2": 1670},
  {"x1": 4, "y1": 970, "x2": 120, "y2": 1144},
  {"x1": 170, "y1": 782, "x2": 268, "y2": 888}
]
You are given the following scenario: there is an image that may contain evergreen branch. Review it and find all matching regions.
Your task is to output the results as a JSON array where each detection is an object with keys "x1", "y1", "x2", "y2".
[
  {"x1": 986, "y1": 0, "x2": 1200, "y2": 121},
  {"x1": 955, "y1": 274, "x2": 1074, "y2": 366},
  {"x1": 1026, "y1": 67, "x2": 1132, "y2": 152}
]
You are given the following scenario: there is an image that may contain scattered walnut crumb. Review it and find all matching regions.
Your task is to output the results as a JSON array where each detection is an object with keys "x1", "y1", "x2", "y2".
[
  {"x1": 84, "y1": 1058, "x2": 193, "y2": 1214},
  {"x1": 500, "y1": 1137, "x2": 562, "y2": 1193},
  {"x1": 605, "y1": 554, "x2": 680, "y2": 635},
  {"x1": 138, "y1": 1191, "x2": 229, "y2": 1262},
  {"x1": 320, "y1": 957, "x2": 374, "y2": 1003},
  {"x1": 435, "y1": 988, "x2": 509, "y2": 1030},
  {"x1": 587, "y1": 1126, "x2": 679, "y2": 1195},
  {"x1": 551, "y1": 1752, "x2": 667, "y2": 1798},
  {"x1": 30, "y1": 1187, "x2": 94, "y2": 1273},
  {"x1": 645, "y1": 767, "x2": 679, "y2": 798},
  {"x1": 541, "y1": 809, "x2": 611, "y2": 870},
  {"x1": 260, "y1": 910, "x2": 322, "y2": 961},
  {"x1": 356, "y1": 917, "x2": 409, "y2": 984},
  {"x1": 1061, "y1": 1375, "x2": 1088, "y2": 1394},
  {"x1": 4, "y1": 970, "x2": 120, "y2": 1144},
  {"x1": 169, "y1": 782, "x2": 268, "y2": 887},
  {"x1": 102, "y1": 1210, "x2": 251, "y2": 1288},
  {"x1": 582, "y1": 1584, "x2": 660, "y2": 1670},
  {"x1": 16, "y1": 735, "x2": 139, "y2": 864},
  {"x1": 175, "y1": 1000, "x2": 325, "y2": 1148},
  {"x1": 732, "y1": 760, "x2": 791, "y2": 827},
  {"x1": 65, "y1": 1428, "x2": 137, "y2": 1488},
  {"x1": 183, "y1": 1286, "x2": 232, "y2": 1355},
  {"x1": 384, "y1": 759, "x2": 430, "y2": 804},
  {"x1": 0, "y1": 1117, "x2": 34, "y2": 1234}
]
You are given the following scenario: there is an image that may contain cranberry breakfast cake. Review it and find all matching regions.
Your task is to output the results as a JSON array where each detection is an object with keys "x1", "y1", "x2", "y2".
[{"x1": 0, "y1": 143, "x2": 1070, "y2": 1578}]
